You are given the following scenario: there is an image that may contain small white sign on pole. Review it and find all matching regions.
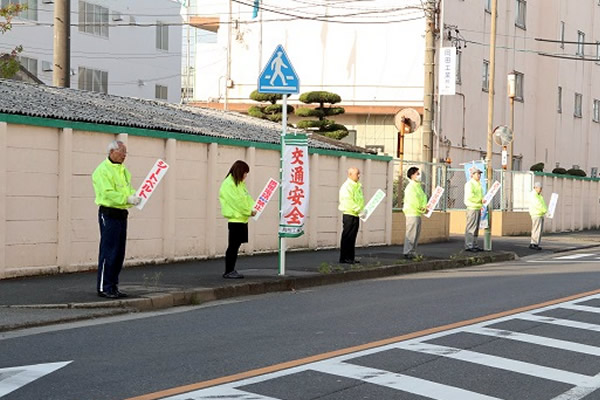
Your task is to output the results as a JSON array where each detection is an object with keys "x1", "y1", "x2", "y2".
[
  {"x1": 482, "y1": 180, "x2": 502, "y2": 207},
  {"x1": 360, "y1": 189, "x2": 386, "y2": 222},
  {"x1": 424, "y1": 186, "x2": 445, "y2": 218},
  {"x1": 253, "y1": 178, "x2": 279, "y2": 220},
  {"x1": 547, "y1": 192, "x2": 559, "y2": 219},
  {"x1": 135, "y1": 159, "x2": 169, "y2": 210},
  {"x1": 439, "y1": 47, "x2": 456, "y2": 96}
]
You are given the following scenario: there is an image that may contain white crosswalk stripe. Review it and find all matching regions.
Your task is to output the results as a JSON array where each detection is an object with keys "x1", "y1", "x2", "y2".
[
  {"x1": 158, "y1": 294, "x2": 600, "y2": 400},
  {"x1": 395, "y1": 342, "x2": 594, "y2": 386},
  {"x1": 309, "y1": 360, "x2": 503, "y2": 400},
  {"x1": 554, "y1": 254, "x2": 595, "y2": 260},
  {"x1": 464, "y1": 326, "x2": 600, "y2": 356}
]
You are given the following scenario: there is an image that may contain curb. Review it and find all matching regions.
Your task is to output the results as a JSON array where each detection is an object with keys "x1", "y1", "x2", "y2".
[{"x1": 20, "y1": 252, "x2": 517, "y2": 312}]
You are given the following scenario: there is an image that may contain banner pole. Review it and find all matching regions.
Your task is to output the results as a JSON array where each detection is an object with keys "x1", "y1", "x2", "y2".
[{"x1": 279, "y1": 95, "x2": 287, "y2": 276}]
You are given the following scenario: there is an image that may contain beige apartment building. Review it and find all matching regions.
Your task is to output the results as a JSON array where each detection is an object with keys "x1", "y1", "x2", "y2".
[{"x1": 440, "y1": 0, "x2": 600, "y2": 174}]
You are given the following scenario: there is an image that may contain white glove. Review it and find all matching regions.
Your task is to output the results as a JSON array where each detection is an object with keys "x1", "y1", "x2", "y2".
[
  {"x1": 359, "y1": 210, "x2": 367, "y2": 218},
  {"x1": 127, "y1": 195, "x2": 142, "y2": 206}
]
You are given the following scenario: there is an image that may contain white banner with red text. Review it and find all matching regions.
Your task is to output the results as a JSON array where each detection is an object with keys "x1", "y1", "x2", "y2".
[
  {"x1": 136, "y1": 159, "x2": 169, "y2": 210},
  {"x1": 279, "y1": 134, "x2": 309, "y2": 238}
]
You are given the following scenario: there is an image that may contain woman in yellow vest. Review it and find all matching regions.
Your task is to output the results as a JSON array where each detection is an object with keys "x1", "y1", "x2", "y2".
[
  {"x1": 219, "y1": 160, "x2": 256, "y2": 279},
  {"x1": 528, "y1": 182, "x2": 548, "y2": 250},
  {"x1": 402, "y1": 167, "x2": 428, "y2": 259}
]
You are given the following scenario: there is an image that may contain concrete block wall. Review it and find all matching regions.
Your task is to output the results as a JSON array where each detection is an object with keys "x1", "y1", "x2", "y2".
[{"x1": 0, "y1": 121, "x2": 393, "y2": 279}]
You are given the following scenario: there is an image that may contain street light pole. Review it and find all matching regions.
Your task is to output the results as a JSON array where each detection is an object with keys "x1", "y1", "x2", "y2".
[{"x1": 484, "y1": 0, "x2": 498, "y2": 251}]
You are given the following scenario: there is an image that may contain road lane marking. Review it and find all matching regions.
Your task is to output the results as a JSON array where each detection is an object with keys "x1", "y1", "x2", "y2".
[
  {"x1": 0, "y1": 361, "x2": 71, "y2": 398},
  {"x1": 554, "y1": 254, "x2": 595, "y2": 260},
  {"x1": 124, "y1": 288, "x2": 600, "y2": 400},
  {"x1": 561, "y1": 304, "x2": 600, "y2": 314},
  {"x1": 517, "y1": 314, "x2": 600, "y2": 332},
  {"x1": 395, "y1": 342, "x2": 592, "y2": 386},
  {"x1": 465, "y1": 326, "x2": 600, "y2": 356},
  {"x1": 309, "y1": 360, "x2": 503, "y2": 400}
]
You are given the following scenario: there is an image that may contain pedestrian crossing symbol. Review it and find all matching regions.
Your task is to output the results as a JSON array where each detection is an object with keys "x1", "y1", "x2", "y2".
[{"x1": 258, "y1": 44, "x2": 300, "y2": 94}]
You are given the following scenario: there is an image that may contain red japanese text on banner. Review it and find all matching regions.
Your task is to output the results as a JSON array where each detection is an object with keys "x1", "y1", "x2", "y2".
[
  {"x1": 279, "y1": 134, "x2": 309, "y2": 238},
  {"x1": 136, "y1": 159, "x2": 169, "y2": 210}
]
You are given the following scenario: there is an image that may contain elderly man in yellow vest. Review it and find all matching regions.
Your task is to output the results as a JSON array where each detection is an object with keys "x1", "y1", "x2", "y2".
[
  {"x1": 92, "y1": 140, "x2": 142, "y2": 298},
  {"x1": 464, "y1": 165, "x2": 484, "y2": 252},
  {"x1": 338, "y1": 167, "x2": 365, "y2": 264},
  {"x1": 402, "y1": 167, "x2": 428, "y2": 259},
  {"x1": 529, "y1": 182, "x2": 548, "y2": 250}
]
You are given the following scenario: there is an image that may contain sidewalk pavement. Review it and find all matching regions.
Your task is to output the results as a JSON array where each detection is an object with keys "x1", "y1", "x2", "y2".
[{"x1": 1, "y1": 230, "x2": 599, "y2": 332}]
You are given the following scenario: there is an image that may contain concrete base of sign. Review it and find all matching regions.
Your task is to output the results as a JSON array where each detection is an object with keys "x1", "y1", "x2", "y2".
[{"x1": 391, "y1": 211, "x2": 450, "y2": 245}]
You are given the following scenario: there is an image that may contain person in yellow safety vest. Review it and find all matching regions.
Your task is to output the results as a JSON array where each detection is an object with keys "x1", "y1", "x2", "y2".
[
  {"x1": 219, "y1": 160, "x2": 257, "y2": 279},
  {"x1": 528, "y1": 181, "x2": 548, "y2": 250},
  {"x1": 464, "y1": 165, "x2": 484, "y2": 252},
  {"x1": 402, "y1": 167, "x2": 428, "y2": 259},
  {"x1": 92, "y1": 140, "x2": 141, "y2": 299},
  {"x1": 338, "y1": 167, "x2": 365, "y2": 264}
]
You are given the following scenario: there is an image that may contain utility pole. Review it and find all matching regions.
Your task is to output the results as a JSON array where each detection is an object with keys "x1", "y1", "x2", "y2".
[
  {"x1": 484, "y1": 0, "x2": 498, "y2": 250},
  {"x1": 53, "y1": 0, "x2": 70, "y2": 87},
  {"x1": 225, "y1": 0, "x2": 232, "y2": 111},
  {"x1": 421, "y1": 0, "x2": 436, "y2": 162}
]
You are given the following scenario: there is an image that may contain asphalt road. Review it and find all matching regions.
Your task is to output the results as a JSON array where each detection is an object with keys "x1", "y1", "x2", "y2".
[{"x1": 3, "y1": 250, "x2": 600, "y2": 400}]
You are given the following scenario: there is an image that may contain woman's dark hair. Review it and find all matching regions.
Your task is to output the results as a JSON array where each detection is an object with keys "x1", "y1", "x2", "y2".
[
  {"x1": 407, "y1": 167, "x2": 419, "y2": 179},
  {"x1": 227, "y1": 160, "x2": 250, "y2": 185}
]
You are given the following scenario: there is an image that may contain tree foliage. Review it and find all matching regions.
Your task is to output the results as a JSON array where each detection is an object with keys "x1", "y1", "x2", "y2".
[
  {"x1": 0, "y1": 3, "x2": 25, "y2": 79},
  {"x1": 247, "y1": 90, "x2": 293, "y2": 123},
  {"x1": 295, "y1": 91, "x2": 348, "y2": 140}
]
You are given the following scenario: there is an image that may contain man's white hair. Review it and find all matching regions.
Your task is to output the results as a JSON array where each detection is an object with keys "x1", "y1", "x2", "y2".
[{"x1": 107, "y1": 140, "x2": 124, "y2": 155}]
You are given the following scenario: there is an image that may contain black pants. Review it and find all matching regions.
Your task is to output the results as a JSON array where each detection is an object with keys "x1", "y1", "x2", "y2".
[
  {"x1": 225, "y1": 222, "x2": 248, "y2": 274},
  {"x1": 97, "y1": 207, "x2": 128, "y2": 293},
  {"x1": 339, "y1": 214, "x2": 360, "y2": 262}
]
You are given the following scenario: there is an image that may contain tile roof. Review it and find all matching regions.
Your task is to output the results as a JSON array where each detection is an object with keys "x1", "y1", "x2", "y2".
[{"x1": 0, "y1": 79, "x2": 373, "y2": 154}]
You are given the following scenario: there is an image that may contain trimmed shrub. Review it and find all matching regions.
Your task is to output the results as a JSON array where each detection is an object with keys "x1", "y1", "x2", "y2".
[
  {"x1": 529, "y1": 162, "x2": 544, "y2": 172},
  {"x1": 551, "y1": 167, "x2": 567, "y2": 174},
  {"x1": 567, "y1": 168, "x2": 587, "y2": 177}
]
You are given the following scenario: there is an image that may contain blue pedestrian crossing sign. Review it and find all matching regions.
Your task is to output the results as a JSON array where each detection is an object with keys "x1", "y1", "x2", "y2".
[{"x1": 258, "y1": 45, "x2": 300, "y2": 94}]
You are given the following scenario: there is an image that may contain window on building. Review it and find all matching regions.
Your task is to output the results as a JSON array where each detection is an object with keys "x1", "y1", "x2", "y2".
[
  {"x1": 156, "y1": 22, "x2": 169, "y2": 51},
  {"x1": 456, "y1": 51, "x2": 462, "y2": 84},
  {"x1": 577, "y1": 31, "x2": 585, "y2": 56},
  {"x1": 560, "y1": 21, "x2": 565, "y2": 48},
  {"x1": 557, "y1": 86, "x2": 562, "y2": 113},
  {"x1": 78, "y1": 1, "x2": 109, "y2": 37},
  {"x1": 574, "y1": 93, "x2": 583, "y2": 118},
  {"x1": 17, "y1": 56, "x2": 37, "y2": 77},
  {"x1": 594, "y1": 99, "x2": 600, "y2": 122},
  {"x1": 155, "y1": 84, "x2": 168, "y2": 100},
  {"x1": 484, "y1": 0, "x2": 491, "y2": 13},
  {"x1": 1, "y1": 0, "x2": 37, "y2": 20},
  {"x1": 482, "y1": 60, "x2": 489, "y2": 91},
  {"x1": 78, "y1": 67, "x2": 108, "y2": 93},
  {"x1": 515, "y1": 0, "x2": 526, "y2": 29}
]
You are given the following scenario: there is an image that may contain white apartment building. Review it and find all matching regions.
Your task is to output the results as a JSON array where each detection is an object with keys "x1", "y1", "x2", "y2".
[
  {"x1": 1, "y1": 0, "x2": 182, "y2": 103},
  {"x1": 186, "y1": 0, "x2": 600, "y2": 175}
]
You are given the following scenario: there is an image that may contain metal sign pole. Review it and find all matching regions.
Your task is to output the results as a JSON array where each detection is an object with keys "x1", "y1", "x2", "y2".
[{"x1": 279, "y1": 95, "x2": 287, "y2": 276}]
